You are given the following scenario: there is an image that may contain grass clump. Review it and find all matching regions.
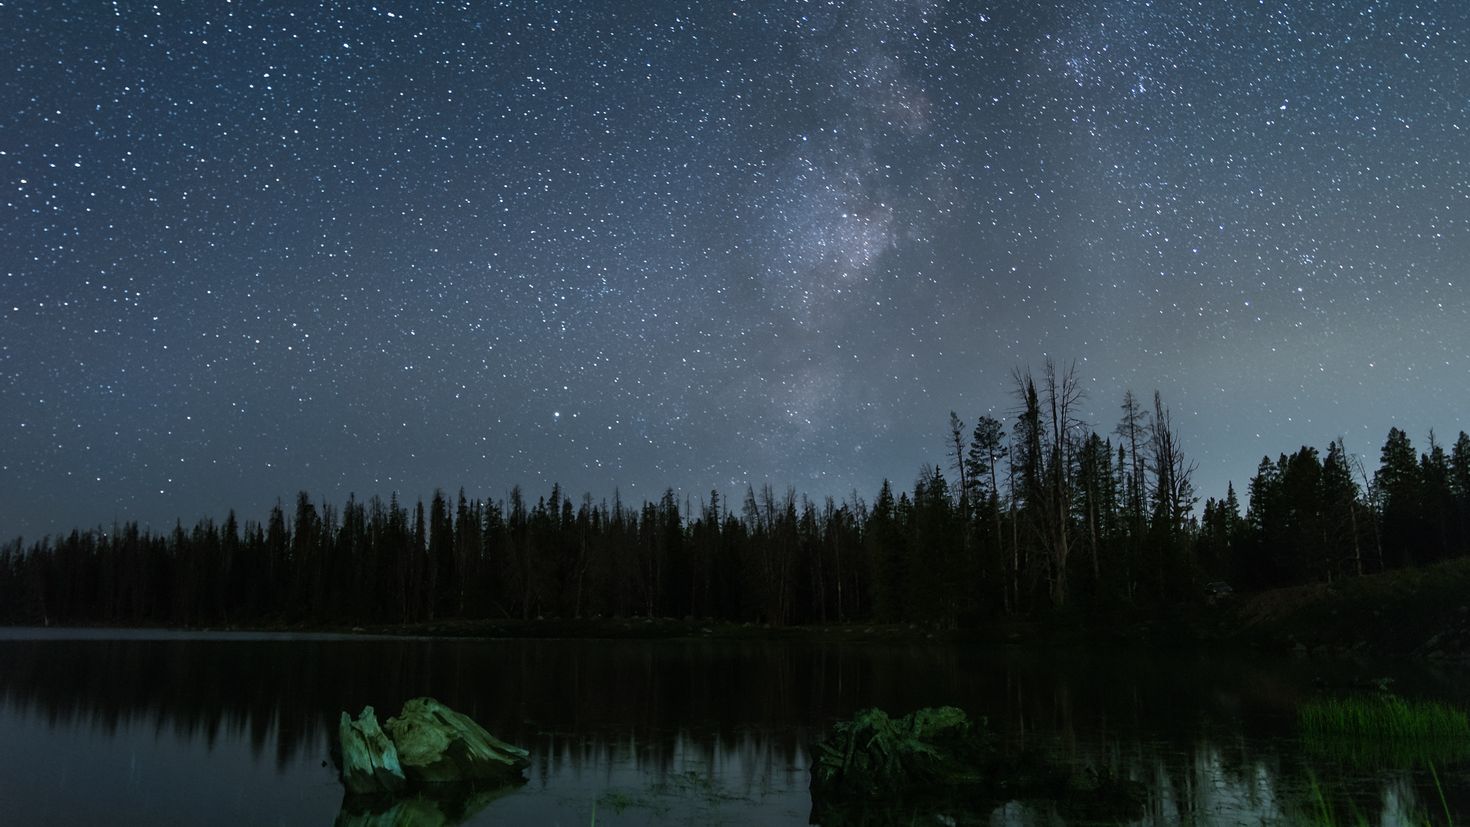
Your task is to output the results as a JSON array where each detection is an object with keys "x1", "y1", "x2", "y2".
[
  {"x1": 1300, "y1": 695, "x2": 1469, "y2": 741},
  {"x1": 1300, "y1": 694, "x2": 1470, "y2": 768}
]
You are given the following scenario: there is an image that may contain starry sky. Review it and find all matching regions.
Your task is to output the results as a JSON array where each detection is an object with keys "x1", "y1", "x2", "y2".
[{"x1": 3, "y1": 0, "x2": 1468, "y2": 538}]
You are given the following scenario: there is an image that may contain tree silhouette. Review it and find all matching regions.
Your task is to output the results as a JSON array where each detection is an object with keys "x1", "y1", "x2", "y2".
[{"x1": 1, "y1": 375, "x2": 1464, "y2": 629}]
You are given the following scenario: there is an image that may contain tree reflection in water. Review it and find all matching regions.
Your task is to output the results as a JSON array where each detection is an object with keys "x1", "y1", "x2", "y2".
[{"x1": 0, "y1": 632, "x2": 1465, "y2": 824}]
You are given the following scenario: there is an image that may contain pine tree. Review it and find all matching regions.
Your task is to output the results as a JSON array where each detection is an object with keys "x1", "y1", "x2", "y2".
[
  {"x1": 1420, "y1": 433, "x2": 1455, "y2": 562},
  {"x1": 1451, "y1": 432, "x2": 1470, "y2": 556},
  {"x1": 1322, "y1": 439, "x2": 1363, "y2": 577},
  {"x1": 866, "y1": 480, "x2": 904, "y2": 622},
  {"x1": 1375, "y1": 428, "x2": 1421, "y2": 568}
]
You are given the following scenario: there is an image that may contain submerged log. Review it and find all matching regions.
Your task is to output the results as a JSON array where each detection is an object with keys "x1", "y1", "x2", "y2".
[
  {"x1": 384, "y1": 697, "x2": 531, "y2": 785},
  {"x1": 337, "y1": 706, "x2": 407, "y2": 796}
]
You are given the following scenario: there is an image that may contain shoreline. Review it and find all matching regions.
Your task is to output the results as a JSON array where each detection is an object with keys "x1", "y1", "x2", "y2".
[{"x1": 7, "y1": 556, "x2": 1470, "y2": 660}]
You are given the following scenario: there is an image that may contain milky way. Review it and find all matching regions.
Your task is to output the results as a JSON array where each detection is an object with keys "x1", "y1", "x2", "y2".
[{"x1": 3, "y1": 0, "x2": 1467, "y2": 537}]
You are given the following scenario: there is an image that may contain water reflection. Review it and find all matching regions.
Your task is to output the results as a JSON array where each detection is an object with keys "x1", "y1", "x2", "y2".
[
  {"x1": 0, "y1": 631, "x2": 1466, "y2": 825},
  {"x1": 336, "y1": 780, "x2": 523, "y2": 827}
]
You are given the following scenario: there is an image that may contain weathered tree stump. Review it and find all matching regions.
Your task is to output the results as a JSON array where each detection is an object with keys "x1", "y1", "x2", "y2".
[
  {"x1": 385, "y1": 697, "x2": 531, "y2": 785},
  {"x1": 338, "y1": 706, "x2": 407, "y2": 796},
  {"x1": 334, "y1": 697, "x2": 529, "y2": 827}
]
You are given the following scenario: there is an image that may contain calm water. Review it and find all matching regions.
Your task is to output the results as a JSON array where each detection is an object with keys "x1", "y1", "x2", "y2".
[{"x1": 0, "y1": 628, "x2": 1467, "y2": 825}]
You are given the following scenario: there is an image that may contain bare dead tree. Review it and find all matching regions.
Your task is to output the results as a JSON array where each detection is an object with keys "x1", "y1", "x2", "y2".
[
  {"x1": 948, "y1": 411, "x2": 970, "y2": 515},
  {"x1": 1007, "y1": 429, "x2": 1020, "y2": 614},
  {"x1": 1115, "y1": 389, "x2": 1149, "y2": 530},
  {"x1": 1343, "y1": 438, "x2": 1384, "y2": 572},
  {"x1": 1147, "y1": 390, "x2": 1198, "y2": 534},
  {"x1": 1012, "y1": 359, "x2": 1087, "y2": 608}
]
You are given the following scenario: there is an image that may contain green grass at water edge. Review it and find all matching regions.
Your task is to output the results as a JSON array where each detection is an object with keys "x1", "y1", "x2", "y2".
[
  {"x1": 1300, "y1": 695, "x2": 1470, "y2": 769},
  {"x1": 1300, "y1": 695, "x2": 1470, "y2": 741}
]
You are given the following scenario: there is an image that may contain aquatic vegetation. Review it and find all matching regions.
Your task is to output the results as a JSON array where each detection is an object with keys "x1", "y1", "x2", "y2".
[
  {"x1": 811, "y1": 706, "x2": 982, "y2": 796},
  {"x1": 588, "y1": 770, "x2": 747, "y2": 823},
  {"x1": 1291, "y1": 767, "x2": 1456, "y2": 827},
  {"x1": 651, "y1": 770, "x2": 747, "y2": 805},
  {"x1": 1297, "y1": 694, "x2": 1469, "y2": 822},
  {"x1": 595, "y1": 790, "x2": 642, "y2": 816},
  {"x1": 809, "y1": 707, "x2": 1146, "y2": 826}
]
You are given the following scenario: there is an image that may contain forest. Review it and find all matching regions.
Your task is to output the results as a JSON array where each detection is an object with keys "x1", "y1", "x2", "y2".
[{"x1": 3, "y1": 362, "x2": 1469, "y2": 629}]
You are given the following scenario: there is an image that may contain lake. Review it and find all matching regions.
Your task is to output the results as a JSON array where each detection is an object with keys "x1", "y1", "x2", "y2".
[{"x1": 0, "y1": 628, "x2": 1466, "y2": 825}]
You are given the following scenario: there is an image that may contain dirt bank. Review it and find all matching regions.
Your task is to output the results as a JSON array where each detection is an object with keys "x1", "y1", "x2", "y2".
[{"x1": 1221, "y1": 556, "x2": 1470, "y2": 661}]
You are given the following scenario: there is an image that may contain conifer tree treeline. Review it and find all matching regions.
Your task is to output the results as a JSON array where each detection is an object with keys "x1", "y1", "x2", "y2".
[{"x1": 3, "y1": 372, "x2": 1468, "y2": 627}]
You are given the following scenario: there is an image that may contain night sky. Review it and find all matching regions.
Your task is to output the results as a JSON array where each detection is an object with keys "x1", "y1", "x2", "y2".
[{"x1": 3, "y1": 0, "x2": 1467, "y2": 539}]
